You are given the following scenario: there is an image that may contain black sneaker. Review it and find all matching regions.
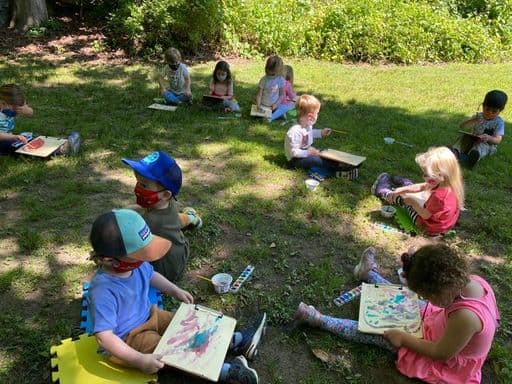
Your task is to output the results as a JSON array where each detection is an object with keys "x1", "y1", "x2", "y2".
[
  {"x1": 467, "y1": 150, "x2": 479, "y2": 168},
  {"x1": 232, "y1": 313, "x2": 267, "y2": 360},
  {"x1": 226, "y1": 356, "x2": 258, "y2": 384}
]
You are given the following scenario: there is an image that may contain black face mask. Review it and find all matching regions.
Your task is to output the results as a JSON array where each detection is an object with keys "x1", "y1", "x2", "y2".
[{"x1": 170, "y1": 63, "x2": 179, "y2": 70}]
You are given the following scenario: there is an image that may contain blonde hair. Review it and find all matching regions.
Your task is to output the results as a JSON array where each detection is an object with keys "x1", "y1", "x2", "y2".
[
  {"x1": 284, "y1": 65, "x2": 294, "y2": 83},
  {"x1": 265, "y1": 55, "x2": 283, "y2": 76},
  {"x1": 296, "y1": 94, "x2": 320, "y2": 119},
  {"x1": 415, "y1": 146, "x2": 464, "y2": 209},
  {"x1": 0, "y1": 84, "x2": 25, "y2": 106},
  {"x1": 164, "y1": 47, "x2": 181, "y2": 64}
]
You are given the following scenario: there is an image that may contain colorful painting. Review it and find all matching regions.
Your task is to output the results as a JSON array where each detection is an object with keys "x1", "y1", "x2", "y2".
[
  {"x1": 358, "y1": 283, "x2": 423, "y2": 337},
  {"x1": 15, "y1": 136, "x2": 67, "y2": 157},
  {"x1": 153, "y1": 303, "x2": 236, "y2": 382}
]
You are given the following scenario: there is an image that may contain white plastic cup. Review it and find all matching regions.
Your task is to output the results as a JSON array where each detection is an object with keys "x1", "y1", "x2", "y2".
[
  {"x1": 211, "y1": 273, "x2": 233, "y2": 294},
  {"x1": 380, "y1": 205, "x2": 396, "y2": 218},
  {"x1": 305, "y1": 178, "x2": 320, "y2": 191},
  {"x1": 384, "y1": 137, "x2": 395, "y2": 144}
]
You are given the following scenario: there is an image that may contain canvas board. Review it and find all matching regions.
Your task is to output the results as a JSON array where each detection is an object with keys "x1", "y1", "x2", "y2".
[
  {"x1": 358, "y1": 283, "x2": 423, "y2": 337},
  {"x1": 458, "y1": 130, "x2": 481, "y2": 139},
  {"x1": 319, "y1": 148, "x2": 366, "y2": 166},
  {"x1": 153, "y1": 303, "x2": 236, "y2": 382},
  {"x1": 148, "y1": 103, "x2": 177, "y2": 112},
  {"x1": 15, "y1": 136, "x2": 67, "y2": 158},
  {"x1": 250, "y1": 104, "x2": 272, "y2": 118},
  {"x1": 202, "y1": 95, "x2": 225, "y2": 108}
]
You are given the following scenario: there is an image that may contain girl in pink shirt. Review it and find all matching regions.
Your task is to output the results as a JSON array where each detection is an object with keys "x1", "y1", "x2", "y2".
[
  {"x1": 294, "y1": 244, "x2": 500, "y2": 384},
  {"x1": 372, "y1": 146, "x2": 464, "y2": 235},
  {"x1": 209, "y1": 60, "x2": 240, "y2": 112}
]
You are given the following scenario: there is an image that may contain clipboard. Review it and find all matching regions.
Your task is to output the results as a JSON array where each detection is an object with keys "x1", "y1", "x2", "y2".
[
  {"x1": 153, "y1": 303, "x2": 236, "y2": 382},
  {"x1": 148, "y1": 103, "x2": 177, "y2": 112},
  {"x1": 358, "y1": 283, "x2": 423, "y2": 337},
  {"x1": 250, "y1": 104, "x2": 271, "y2": 118},
  {"x1": 15, "y1": 136, "x2": 67, "y2": 158},
  {"x1": 202, "y1": 95, "x2": 225, "y2": 108},
  {"x1": 319, "y1": 148, "x2": 366, "y2": 167},
  {"x1": 458, "y1": 130, "x2": 481, "y2": 139}
]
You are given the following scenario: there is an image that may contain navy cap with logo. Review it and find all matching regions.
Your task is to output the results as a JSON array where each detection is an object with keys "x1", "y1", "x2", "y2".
[
  {"x1": 122, "y1": 151, "x2": 182, "y2": 197},
  {"x1": 90, "y1": 209, "x2": 171, "y2": 261}
]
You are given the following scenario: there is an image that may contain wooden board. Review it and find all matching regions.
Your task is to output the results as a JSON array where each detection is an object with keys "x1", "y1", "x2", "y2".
[
  {"x1": 319, "y1": 148, "x2": 366, "y2": 166},
  {"x1": 458, "y1": 130, "x2": 481, "y2": 138},
  {"x1": 358, "y1": 283, "x2": 423, "y2": 337},
  {"x1": 202, "y1": 95, "x2": 225, "y2": 107},
  {"x1": 250, "y1": 104, "x2": 271, "y2": 118},
  {"x1": 15, "y1": 136, "x2": 67, "y2": 158},
  {"x1": 153, "y1": 303, "x2": 236, "y2": 382},
  {"x1": 148, "y1": 103, "x2": 177, "y2": 111}
]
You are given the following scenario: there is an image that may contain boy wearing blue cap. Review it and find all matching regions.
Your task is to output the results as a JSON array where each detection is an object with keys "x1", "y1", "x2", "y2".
[
  {"x1": 88, "y1": 209, "x2": 265, "y2": 383},
  {"x1": 122, "y1": 150, "x2": 201, "y2": 282}
]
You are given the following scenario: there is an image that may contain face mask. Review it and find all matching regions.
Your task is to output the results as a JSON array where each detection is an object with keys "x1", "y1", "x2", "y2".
[
  {"x1": 134, "y1": 184, "x2": 165, "y2": 208},
  {"x1": 217, "y1": 74, "x2": 227, "y2": 81},
  {"x1": 170, "y1": 63, "x2": 179, "y2": 70},
  {"x1": 112, "y1": 259, "x2": 144, "y2": 273},
  {"x1": 1, "y1": 108, "x2": 16, "y2": 117}
]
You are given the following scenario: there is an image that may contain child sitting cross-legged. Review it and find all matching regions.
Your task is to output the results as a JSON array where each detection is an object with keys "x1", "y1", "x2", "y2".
[
  {"x1": 123, "y1": 150, "x2": 201, "y2": 283},
  {"x1": 88, "y1": 208, "x2": 266, "y2": 383},
  {"x1": 294, "y1": 244, "x2": 500, "y2": 384}
]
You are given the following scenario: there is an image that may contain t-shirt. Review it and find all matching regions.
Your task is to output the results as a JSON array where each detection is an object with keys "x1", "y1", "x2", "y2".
[
  {"x1": 396, "y1": 275, "x2": 500, "y2": 384},
  {"x1": 162, "y1": 63, "x2": 189, "y2": 95},
  {"x1": 471, "y1": 112, "x2": 505, "y2": 137},
  {"x1": 0, "y1": 109, "x2": 16, "y2": 133},
  {"x1": 282, "y1": 80, "x2": 296, "y2": 105},
  {"x1": 210, "y1": 79, "x2": 234, "y2": 98},
  {"x1": 144, "y1": 201, "x2": 190, "y2": 282},
  {"x1": 284, "y1": 123, "x2": 322, "y2": 161},
  {"x1": 88, "y1": 262, "x2": 153, "y2": 340},
  {"x1": 417, "y1": 187, "x2": 459, "y2": 235},
  {"x1": 258, "y1": 75, "x2": 285, "y2": 108}
]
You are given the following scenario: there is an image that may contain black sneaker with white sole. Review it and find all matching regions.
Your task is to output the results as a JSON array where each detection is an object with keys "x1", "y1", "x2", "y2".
[{"x1": 232, "y1": 313, "x2": 267, "y2": 360}]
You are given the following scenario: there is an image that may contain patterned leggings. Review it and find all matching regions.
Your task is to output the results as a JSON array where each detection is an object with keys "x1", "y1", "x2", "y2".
[
  {"x1": 393, "y1": 195, "x2": 420, "y2": 224},
  {"x1": 318, "y1": 271, "x2": 425, "y2": 353}
]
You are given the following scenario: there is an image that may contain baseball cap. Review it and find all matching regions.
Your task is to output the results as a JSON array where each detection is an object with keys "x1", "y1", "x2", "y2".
[
  {"x1": 90, "y1": 209, "x2": 171, "y2": 261},
  {"x1": 122, "y1": 151, "x2": 182, "y2": 197}
]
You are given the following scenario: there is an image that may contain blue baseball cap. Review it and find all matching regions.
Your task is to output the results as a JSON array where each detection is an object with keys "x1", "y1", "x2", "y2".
[
  {"x1": 122, "y1": 151, "x2": 182, "y2": 197},
  {"x1": 90, "y1": 209, "x2": 171, "y2": 261}
]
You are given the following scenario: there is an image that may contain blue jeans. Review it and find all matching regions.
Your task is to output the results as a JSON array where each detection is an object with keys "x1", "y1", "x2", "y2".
[
  {"x1": 0, "y1": 139, "x2": 18, "y2": 154},
  {"x1": 163, "y1": 90, "x2": 192, "y2": 105},
  {"x1": 289, "y1": 156, "x2": 340, "y2": 172},
  {"x1": 270, "y1": 103, "x2": 294, "y2": 122}
]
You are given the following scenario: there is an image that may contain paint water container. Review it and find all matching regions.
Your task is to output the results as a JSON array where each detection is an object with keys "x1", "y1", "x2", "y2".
[{"x1": 211, "y1": 273, "x2": 233, "y2": 294}]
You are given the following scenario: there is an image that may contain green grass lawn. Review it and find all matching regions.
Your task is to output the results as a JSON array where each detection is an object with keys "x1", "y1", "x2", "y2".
[{"x1": 1, "y1": 53, "x2": 512, "y2": 383}]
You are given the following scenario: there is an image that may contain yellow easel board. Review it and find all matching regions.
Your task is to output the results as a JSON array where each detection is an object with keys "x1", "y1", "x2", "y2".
[
  {"x1": 15, "y1": 136, "x2": 67, "y2": 158},
  {"x1": 250, "y1": 104, "x2": 271, "y2": 118},
  {"x1": 319, "y1": 149, "x2": 366, "y2": 166},
  {"x1": 153, "y1": 303, "x2": 236, "y2": 382},
  {"x1": 148, "y1": 103, "x2": 177, "y2": 111},
  {"x1": 358, "y1": 283, "x2": 423, "y2": 338},
  {"x1": 50, "y1": 334, "x2": 156, "y2": 384}
]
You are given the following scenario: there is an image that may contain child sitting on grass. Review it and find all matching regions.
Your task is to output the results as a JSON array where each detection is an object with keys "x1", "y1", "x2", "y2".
[
  {"x1": 451, "y1": 89, "x2": 507, "y2": 168},
  {"x1": 371, "y1": 146, "x2": 464, "y2": 236},
  {"x1": 284, "y1": 94, "x2": 339, "y2": 171},
  {"x1": 256, "y1": 55, "x2": 286, "y2": 123},
  {"x1": 294, "y1": 244, "x2": 500, "y2": 384},
  {"x1": 156, "y1": 47, "x2": 192, "y2": 106},
  {"x1": 0, "y1": 84, "x2": 80, "y2": 156},
  {"x1": 209, "y1": 60, "x2": 240, "y2": 112},
  {"x1": 88, "y1": 208, "x2": 266, "y2": 383},
  {"x1": 123, "y1": 150, "x2": 202, "y2": 283}
]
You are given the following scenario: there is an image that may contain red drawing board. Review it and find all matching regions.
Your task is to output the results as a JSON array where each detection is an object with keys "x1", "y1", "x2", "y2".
[{"x1": 15, "y1": 136, "x2": 67, "y2": 158}]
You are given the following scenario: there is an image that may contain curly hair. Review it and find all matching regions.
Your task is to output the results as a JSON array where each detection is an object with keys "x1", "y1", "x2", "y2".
[{"x1": 401, "y1": 244, "x2": 469, "y2": 298}]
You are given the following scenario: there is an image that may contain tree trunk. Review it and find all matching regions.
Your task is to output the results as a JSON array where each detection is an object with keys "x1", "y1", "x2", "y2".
[{"x1": 9, "y1": 0, "x2": 48, "y2": 32}]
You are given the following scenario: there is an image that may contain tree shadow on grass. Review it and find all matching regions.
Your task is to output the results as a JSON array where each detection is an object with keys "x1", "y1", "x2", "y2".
[{"x1": 0, "y1": 60, "x2": 510, "y2": 383}]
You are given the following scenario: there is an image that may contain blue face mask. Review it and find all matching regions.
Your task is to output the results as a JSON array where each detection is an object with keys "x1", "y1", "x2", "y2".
[{"x1": 1, "y1": 108, "x2": 16, "y2": 117}]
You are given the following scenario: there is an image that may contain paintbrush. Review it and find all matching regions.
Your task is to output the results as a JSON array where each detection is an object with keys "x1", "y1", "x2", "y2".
[
  {"x1": 196, "y1": 275, "x2": 213, "y2": 283},
  {"x1": 330, "y1": 129, "x2": 347, "y2": 134}
]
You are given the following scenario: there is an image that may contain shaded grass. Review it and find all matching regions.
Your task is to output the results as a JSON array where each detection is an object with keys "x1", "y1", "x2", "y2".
[{"x1": 0, "y1": 54, "x2": 511, "y2": 383}]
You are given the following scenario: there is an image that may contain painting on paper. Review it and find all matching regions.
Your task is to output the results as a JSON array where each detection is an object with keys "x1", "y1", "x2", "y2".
[
  {"x1": 153, "y1": 303, "x2": 236, "y2": 382},
  {"x1": 358, "y1": 283, "x2": 423, "y2": 337}
]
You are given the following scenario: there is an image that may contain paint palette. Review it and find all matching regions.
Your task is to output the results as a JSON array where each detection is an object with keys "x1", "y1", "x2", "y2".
[{"x1": 230, "y1": 265, "x2": 255, "y2": 293}]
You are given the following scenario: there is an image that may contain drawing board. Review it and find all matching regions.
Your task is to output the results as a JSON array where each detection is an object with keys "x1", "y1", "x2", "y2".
[
  {"x1": 15, "y1": 136, "x2": 67, "y2": 158},
  {"x1": 358, "y1": 283, "x2": 423, "y2": 337},
  {"x1": 319, "y1": 148, "x2": 366, "y2": 167},
  {"x1": 153, "y1": 303, "x2": 236, "y2": 382},
  {"x1": 250, "y1": 104, "x2": 272, "y2": 118},
  {"x1": 148, "y1": 103, "x2": 177, "y2": 112},
  {"x1": 202, "y1": 95, "x2": 225, "y2": 109},
  {"x1": 458, "y1": 130, "x2": 481, "y2": 139}
]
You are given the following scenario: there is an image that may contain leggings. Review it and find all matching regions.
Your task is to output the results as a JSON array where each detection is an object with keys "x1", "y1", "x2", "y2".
[{"x1": 318, "y1": 271, "x2": 426, "y2": 353}]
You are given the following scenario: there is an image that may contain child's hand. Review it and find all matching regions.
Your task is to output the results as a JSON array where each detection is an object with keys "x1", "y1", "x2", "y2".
[
  {"x1": 15, "y1": 134, "x2": 29, "y2": 144},
  {"x1": 137, "y1": 353, "x2": 164, "y2": 374},
  {"x1": 308, "y1": 147, "x2": 320, "y2": 156},
  {"x1": 173, "y1": 287, "x2": 194, "y2": 304},
  {"x1": 479, "y1": 134, "x2": 491, "y2": 143},
  {"x1": 322, "y1": 128, "x2": 332, "y2": 137},
  {"x1": 383, "y1": 329, "x2": 406, "y2": 348}
]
